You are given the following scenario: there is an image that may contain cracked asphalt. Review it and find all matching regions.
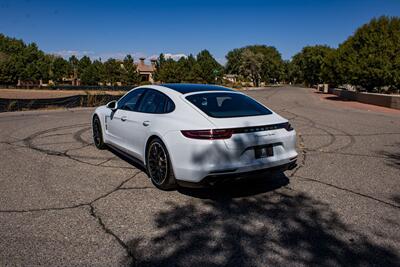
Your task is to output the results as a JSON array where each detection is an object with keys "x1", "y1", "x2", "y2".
[{"x1": 0, "y1": 87, "x2": 399, "y2": 266}]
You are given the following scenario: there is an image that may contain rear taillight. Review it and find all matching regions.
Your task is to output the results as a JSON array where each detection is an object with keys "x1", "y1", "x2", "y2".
[{"x1": 181, "y1": 129, "x2": 233, "y2": 139}]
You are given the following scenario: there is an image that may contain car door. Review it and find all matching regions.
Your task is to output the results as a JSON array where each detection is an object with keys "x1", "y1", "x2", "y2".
[
  {"x1": 105, "y1": 88, "x2": 145, "y2": 155},
  {"x1": 133, "y1": 89, "x2": 170, "y2": 161}
]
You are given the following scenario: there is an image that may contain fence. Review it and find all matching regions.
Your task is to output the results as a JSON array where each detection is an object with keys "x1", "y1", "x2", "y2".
[
  {"x1": 0, "y1": 94, "x2": 122, "y2": 112},
  {"x1": 0, "y1": 85, "x2": 136, "y2": 91}
]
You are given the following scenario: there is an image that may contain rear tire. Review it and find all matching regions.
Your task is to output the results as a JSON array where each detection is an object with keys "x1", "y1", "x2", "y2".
[
  {"x1": 92, "y1": 115, "x2": 106, "y2": 150},
  {"x1": 146, "y1": 138, "x2": 177, "y2": 190}
]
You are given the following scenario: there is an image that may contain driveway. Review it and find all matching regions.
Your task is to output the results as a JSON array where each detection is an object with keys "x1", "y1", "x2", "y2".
[{"x1": 0, "y1": 87, "x2": 399, "y2": 266}]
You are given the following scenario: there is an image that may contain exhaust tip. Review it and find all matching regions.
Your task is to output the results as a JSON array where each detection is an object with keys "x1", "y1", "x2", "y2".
[{"x1": 288, "y1": 162, "x2": 297, "y2": 170}]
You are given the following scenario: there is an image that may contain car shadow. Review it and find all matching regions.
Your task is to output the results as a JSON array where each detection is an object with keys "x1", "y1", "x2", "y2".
[
  {"x1": 110, "y1": 121, "x2": 398, "y2": 266},
  {"x1": 178, "y1": 170, "x2": 289, "y2": 199},
  {"x1": 119, "y1": 171, "x2": 399, "y2": 266}
]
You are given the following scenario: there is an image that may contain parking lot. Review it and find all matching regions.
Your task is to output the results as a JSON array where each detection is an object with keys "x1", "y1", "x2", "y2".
[{"x1": 0, "y1": 86, "x2": 399, "y2": 266}]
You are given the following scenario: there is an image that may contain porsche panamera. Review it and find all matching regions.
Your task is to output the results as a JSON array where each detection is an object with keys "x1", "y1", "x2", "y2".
[{"x1": 92, "y1": 84, "x2": 297, "y2": 190}]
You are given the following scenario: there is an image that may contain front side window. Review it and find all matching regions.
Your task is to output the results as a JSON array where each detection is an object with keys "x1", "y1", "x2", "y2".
[
  {"x1": 118, "y1": 89, "x2": 145, "y2": 111},
  {"x1": 186, "y1": 93, "x2": 272, "y2": 118}
]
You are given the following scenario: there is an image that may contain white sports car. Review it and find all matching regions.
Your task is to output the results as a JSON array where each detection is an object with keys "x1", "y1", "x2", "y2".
[{"x1": 92, "y1": 84, "x2": 297, "y2": 190}]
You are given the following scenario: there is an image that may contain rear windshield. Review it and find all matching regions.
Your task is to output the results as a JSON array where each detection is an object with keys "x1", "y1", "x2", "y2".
[{"x1": 186, "y1": 93, "x2": 272, "y2": 118}]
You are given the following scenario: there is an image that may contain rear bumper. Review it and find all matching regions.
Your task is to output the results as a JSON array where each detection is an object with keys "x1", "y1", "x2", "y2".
[
  {"x1": 163, "y1": 129, "x2": 298, "y2": 184},
  {"x1": 177, "y1": 160, "x2": 297, "y2": 188}
]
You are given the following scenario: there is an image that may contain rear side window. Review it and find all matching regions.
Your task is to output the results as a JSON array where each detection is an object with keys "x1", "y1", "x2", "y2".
[
  {"x1": 137, "y1": 90, "x2": 175, "y2": 114},
  {"x1": 186, "y1": 93, "x2": 272, "y2": 118}
]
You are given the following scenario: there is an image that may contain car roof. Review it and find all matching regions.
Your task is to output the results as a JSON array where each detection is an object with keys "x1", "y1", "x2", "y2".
[{"x1": 160, "y1": 83, "x2": 234, "y2": 94}]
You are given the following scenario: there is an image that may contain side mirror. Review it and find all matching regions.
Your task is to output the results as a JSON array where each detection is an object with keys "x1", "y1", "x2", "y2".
[{"x1": 106, "y1": 100, "x2": 117, "y2": 111}]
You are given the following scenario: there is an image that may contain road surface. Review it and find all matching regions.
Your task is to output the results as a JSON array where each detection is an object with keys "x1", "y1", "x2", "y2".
[{"x1": 0, "y1": 87, "x2": 399, "y2": 266}]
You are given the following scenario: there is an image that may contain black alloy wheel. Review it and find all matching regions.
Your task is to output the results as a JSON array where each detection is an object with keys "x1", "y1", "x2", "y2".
[
  {"x1": 92, "y1": 116, "x2": 106, "y2": 149},
  {"x1": 146, "y1": 138, "x2": 176, "y2": 190}
]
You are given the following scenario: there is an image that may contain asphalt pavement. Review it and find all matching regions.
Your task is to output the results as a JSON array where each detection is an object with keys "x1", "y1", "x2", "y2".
[{"x1": 0, "y1": 87, "x2": 399, "y2": 266}]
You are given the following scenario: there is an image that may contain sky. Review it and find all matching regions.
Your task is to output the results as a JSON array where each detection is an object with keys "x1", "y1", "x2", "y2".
[{"x1": 0, "y1": 0, "x2": 400, "y2": 64}]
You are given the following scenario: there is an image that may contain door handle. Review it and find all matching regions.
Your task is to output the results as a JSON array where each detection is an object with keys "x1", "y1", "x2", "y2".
[
  {"x1": 143, "y1": 121, "x2": 150, "y2": 127},
  {"x1": 121, "y1": 116, "x2": 127, "y2": 122}
]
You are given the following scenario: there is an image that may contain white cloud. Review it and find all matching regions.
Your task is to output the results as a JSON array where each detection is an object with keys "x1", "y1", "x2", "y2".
[
  {"x1": 163, "y1": 53, "x2": 187, "y2": 60},
  {"x1": 51, "y1": 50, "x2": 146, "y2": 61},
  {"x1": 95, "y1": 52, "x2": 147, "y2": 60},
  {"x1": 51, "y1": 50, "x2": 94, "y2": 58},
  {"x1": 51, "y1": 50, "x2": 188, "y2": 63}
]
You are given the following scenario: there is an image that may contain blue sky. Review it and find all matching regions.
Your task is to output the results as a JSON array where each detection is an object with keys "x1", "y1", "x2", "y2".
[{"x1": 1, "y1": 0, "x2": 399, "y2": 63}]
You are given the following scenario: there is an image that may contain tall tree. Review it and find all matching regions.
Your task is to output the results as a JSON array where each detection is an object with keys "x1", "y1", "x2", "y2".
[
  {"x1": 194, "y1": 50, "x2": 223, "y2": 84},
  {"x1": 78, "y1": 56, "x2": 92, "y2": 75},
  {"x1": 81, "y1": 63, "x2": 101, "y2": 85},
  {"x1": 336, "y1": 16, "x2": 400, "y2": 91},
  {"x1": 239, "y1": 49, "x2": 263, "y2": 86},
  {"x1": 290, "y1": 45, "x2": 335, "y2": 86},
  {"x1": 225, "y1": 48, "x2": 243, "y2": 75},
  {"x1": 225, "y1": 45, "x2": 284, "y2": 85},
  {"x1": 68, "y1": 55, "x2": 79, "y2": 79},
  {"x1": 103, "y1": 58, "x2": 123, "y2": 85},
  {"x1": 121, "y1": 54, "x2": 140, "y2": 85},
  {"x1": 50, "y1": 56, "x2": 70, "y2": 83}
]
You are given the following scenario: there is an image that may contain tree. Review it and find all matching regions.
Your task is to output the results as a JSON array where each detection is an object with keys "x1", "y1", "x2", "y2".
[
  {"x1": 103, "y1": 58, "x2": 123, "y2": 85},
  {"x1": 68, "y1": 55, "x2": 79, "y2": 79},
  {"x1": 225, "y1": 45, "x2": 284, "y2": 85},
  {"x1": 81, "y1": 63, "x2": 100, "y2": 85},
  {"x1": 121, "y1": 54, "x2": 140, "y2": 85},
  {"x1": 153, "y1": 53, "x2": 193, "y2": 83},
  {"x1": 184, "y1": 54, "x2": 197, "y2": 82},
  {"x1": 239, "y1": 49, "x2": 263, "y2": 86},
  {"x1": 155, "y1": 58, "x2": 181, "y2": 83},
  {"x1": 290, "y1": 45, "x2": 335, "y2": 86},
  {"x1": 78, "y1": 56, "x2": 92, "y2": 75},
  {"x1": 153, "y1": 53, "x2": 165, "y2": 82},
  {"x1": 225, "y1": 48, "x2": 243, "y2": 75},
  {"x1": 321, "y1": 48, "x2": 342, "y2": 87},
  {"x1": 50, "y1": 56, "x2": 69, "y2": 83},
  {"x1": 194, "y1": 50, "x2": 223, "y2": 83},
  {"x1": 335, "y1": 16, "x2": 400, "y2": 91}
]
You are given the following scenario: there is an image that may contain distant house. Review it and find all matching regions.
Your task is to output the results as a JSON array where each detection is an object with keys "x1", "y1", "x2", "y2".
[
  {"x1": 61, "y1": 76, "x2": 80, "y2": 86},
  {"x1": 137, "y1": 57, "x2": 156, "y2": 83},
  {"x1": 223, "y1": 74, "x2": 238, "y2": 83}
]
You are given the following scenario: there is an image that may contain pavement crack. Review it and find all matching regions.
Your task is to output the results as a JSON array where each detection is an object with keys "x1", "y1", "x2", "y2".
[
  {"x1": 289, "y1": 133, "x2": 307, "y2": 178},
  {"x1": 0, "y1": 171, "x2": 143, "y2": 214},
  {"x1": 0, "y1": 171, "x2": 144, "y2": 265},
  {"x1": 0, "y1": 203, "x2": 88, "y2": 213},
  {"x1": 294, "y1": 174, "x2": 400, "y2": 209},
  {"x1": 119, "y1": 186, "x2": 154, "y2": 190},
  {"x1": 88, "y1": 204, "x2": 136, "y2": 265},
  {"x1": 305, "y1": 149, "x2": 393, "y2": 159},
  {"x1": 88, "y1": 171, "x2": 142, "y2": 204}
]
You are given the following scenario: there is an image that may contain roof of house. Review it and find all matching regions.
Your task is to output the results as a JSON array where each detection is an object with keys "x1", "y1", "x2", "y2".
[
  {"x1": 137, "y1": 62, "x2": 155, "y2": 73},
  {"x1": 161, "y1": 83, "x2": 234, "y2": 94}
]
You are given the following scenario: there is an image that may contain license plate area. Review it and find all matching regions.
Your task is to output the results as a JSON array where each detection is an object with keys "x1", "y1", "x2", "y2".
[{"x1": 254, "y1": 145, "x2": 274, "y2": 159}]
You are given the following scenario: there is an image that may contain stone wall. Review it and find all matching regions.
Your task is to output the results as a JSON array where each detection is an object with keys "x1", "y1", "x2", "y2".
[{"x1": 330, "y1": 89, "x2": 400, "y2": 110}]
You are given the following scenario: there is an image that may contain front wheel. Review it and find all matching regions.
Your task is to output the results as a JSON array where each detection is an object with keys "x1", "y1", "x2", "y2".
[
  {"x1": 146, "y1": 138, "x2": 177, "y2": 190},
  {"x1": 92, "y1": 115, "x2": 106, "y2": 150}
]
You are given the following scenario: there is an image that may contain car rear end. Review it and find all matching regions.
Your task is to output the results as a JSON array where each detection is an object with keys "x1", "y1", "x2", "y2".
[{"x1": 164, "y1": 91, "x2": 297, "y2": 185}]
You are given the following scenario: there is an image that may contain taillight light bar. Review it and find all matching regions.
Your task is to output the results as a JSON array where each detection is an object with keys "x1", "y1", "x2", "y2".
[
  {"x1": 181, "y1": 129, "x2": 233, "y2": 139},
  {"x1": 232, "y1": 122, "x2": 294, "y2": 133},
  {"x1": 181, "y1": 122, "x2": 294, "y2": 140}
]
